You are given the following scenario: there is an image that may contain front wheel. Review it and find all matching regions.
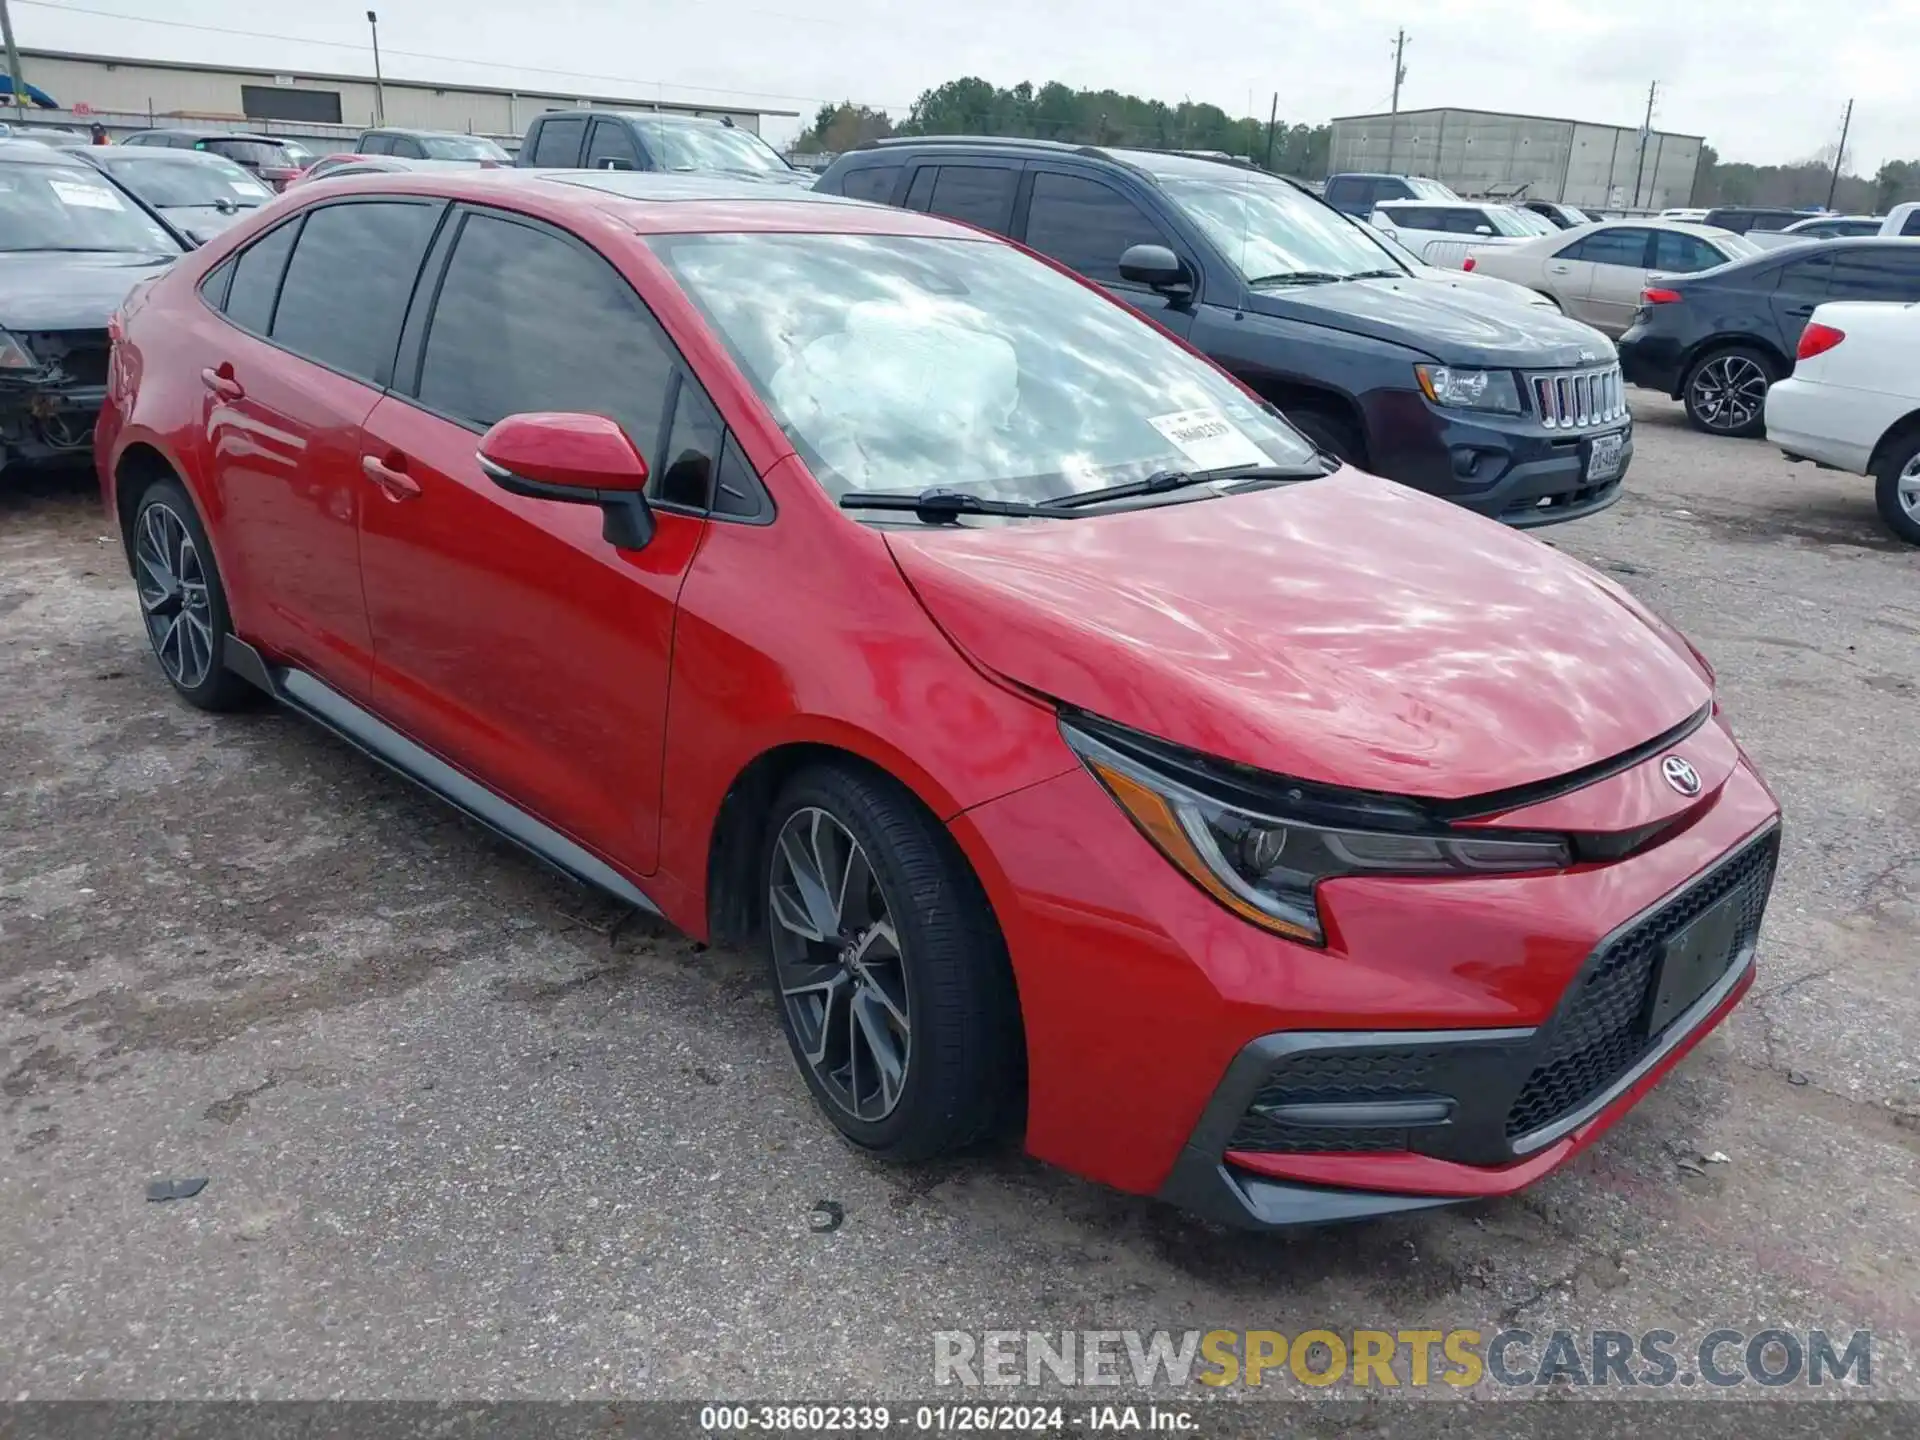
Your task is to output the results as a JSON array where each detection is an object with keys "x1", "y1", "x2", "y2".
[
  {"x1": 1283, "y1": 405, "x2": 1363, "y2": 466},
  {"x1": 1682, "y1": 346, "x2": 1776, "y2": 438},
  {"x1": 761, "y1": 763, "x2": 1021, "y2": 1161},
  {"x1": 1872, "y1": 435, "x2": 1920, "y2": 545}
]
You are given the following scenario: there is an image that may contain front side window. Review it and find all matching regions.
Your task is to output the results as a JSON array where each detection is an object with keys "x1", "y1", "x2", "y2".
[
  {"x1": 585, "y1": 122, "x2": 642, "y2": 171},
  {"x1": 632, "y1": 121, "x2": 792, "y2": 176},
  {"x1": 271, "y1": 201, "x2": 441, "y2": 384},
  {"x1": 1160, "y1": 172, "x2": 1405, "y2": 283},
  {"x1": 416, "y1": 211, "x2": 676, "y2": 446},
  {"x1": 1022, "y1": 172, "x2": 1167, "y2": 283},
  {"x1": 0, "y1": 160, "x2": 182, "y2": 254},
  {"x1": 1828, "y1": 248, "x2": 1920, "y2": 301},
  {"x1": 359, "y1": 134, "x2": 395, "y2": 156},
  {"x1": 652, "y1": 232, "x2": 1317, "y2": 504}
]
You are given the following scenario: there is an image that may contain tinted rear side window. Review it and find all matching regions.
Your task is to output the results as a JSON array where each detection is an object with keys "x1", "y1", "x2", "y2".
[
  {"x1": 1652, "y1": 230, "x2": 1722, "y2": 273},
  {"x1": 415, "y1": 211, "x2": 676, "y2": 445},
  {"x1": 271, "y1": 201, "x2": 441, "y2": 384},
  {"x1": 836, "y1": 162, "x2": 902, "y2": 204},
  {"x1": 1022, "y1": 172, "x2": 1167, "y2": 284},
  {"x1": 222, "y1": 219, "x2": 300, "y2": 333},
  {"x1": 926, "y1": 166, "x2": 1017, "y2": 232},
  {"x1": 530, "y1": 117, "x2": 586, "y2": 166},
  {"x1": 1903, "y1": 212, "x2": 1920, "y2": 237}
]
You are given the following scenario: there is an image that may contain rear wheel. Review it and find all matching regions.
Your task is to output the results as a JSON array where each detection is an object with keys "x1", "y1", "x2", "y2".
[
  {"x1": 131, "y1": 479, "x2": 254, "y2": 711},
  {"x1": 1872, "y1": 434, "x2": 1920, "y2": 546},
  {"x1": 1283, "y1": 404, "x2": 1364, "y2": 466},
  {"x1": 1682, "y1": 345, "x2": 1776, "y2": 438},
  {"x1": 761, "y1": 763, "x2": 1021, "y2": 1161}
]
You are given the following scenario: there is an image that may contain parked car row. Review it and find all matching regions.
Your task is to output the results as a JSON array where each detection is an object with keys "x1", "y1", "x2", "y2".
[{"x1": 93, "y1": 164, "x2": 1782, "y2": 1227}]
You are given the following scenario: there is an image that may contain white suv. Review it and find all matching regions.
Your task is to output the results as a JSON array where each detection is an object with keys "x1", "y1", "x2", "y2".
[{"x1": 1369, "y1": 201, "x2": 1556, "y2": 270}]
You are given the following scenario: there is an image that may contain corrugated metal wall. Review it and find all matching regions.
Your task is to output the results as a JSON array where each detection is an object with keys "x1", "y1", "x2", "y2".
[
  {"x1": 17, "y1": 52, "x2": 767, "y2": 150},
  {"x1": 1330, "y1": 109, "x2": 1702, "y2": 210}
]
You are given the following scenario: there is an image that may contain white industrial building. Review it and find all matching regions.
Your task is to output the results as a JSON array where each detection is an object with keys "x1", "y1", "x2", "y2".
[
  {"x1": 1329, "y1": 106, "x2": 1705, "y2": 212},
  {"x1": 8, "y1": 48, "x2": 790, "y2": 155}
]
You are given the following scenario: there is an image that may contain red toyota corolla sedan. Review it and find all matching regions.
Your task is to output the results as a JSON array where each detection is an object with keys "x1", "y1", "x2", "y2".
[{"x1": 97, "y1": 169, "x2": 1780, "y2": 1228}]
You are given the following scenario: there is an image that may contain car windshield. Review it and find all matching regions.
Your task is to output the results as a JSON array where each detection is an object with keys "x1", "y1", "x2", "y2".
[
  {"x1": 0, "y1": 161, "x2": 183, "y2": 253},
  {"x1": 1497, "y1": 206, "x2": 1557, "y2": 237},
  {"x1": 208, "y1": 139, "x2": 308, "y2": 167},
  {"x1": 421, "y1": 135, "x2": 509, "y2": 161},
  {"x1": 1408, "y1": 177, "x2": 1457, "y2": 200},
  {"x1": 103, "y1": 156, "x2": 271, "y2": 208},
  {"x1": 652, "y1": 232, "x2": 1317, "y2": 506},
  {"x1": 635, "y1": 121, "x2": 791, "y2": 175},
  {"x1": 1158, "y1": 173, "x2": 1409, "y2": 283}
]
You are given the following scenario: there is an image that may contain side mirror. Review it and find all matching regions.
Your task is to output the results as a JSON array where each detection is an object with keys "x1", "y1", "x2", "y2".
[
  {"x1": 596, "y1": 157, "x2": 634, "y2": 171},
  {"x1": 1474, "y1": 224, "x2": 1495, "y2": 236},
  {"x1": 477, "y1": 412, "x2": 656, "y2": 550},
  {"x1": 1117, "y1": 243, "x2": 1192, "y2": 297},
  {"x1": 1378, "y1": 226, "x2": 1399, "y2": 241}
]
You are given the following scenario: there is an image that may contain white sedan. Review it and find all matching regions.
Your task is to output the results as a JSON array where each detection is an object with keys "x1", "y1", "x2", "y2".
[
  {"x1": 1359, "y1": 221, "x2": 1558, "y2": 309},
  {"x1": 1764, "y1": 300, "x2": 1920, "y2": 545},
  {"x1": 1464, "y1": 220, "x2": 1758, "y2": 335}
]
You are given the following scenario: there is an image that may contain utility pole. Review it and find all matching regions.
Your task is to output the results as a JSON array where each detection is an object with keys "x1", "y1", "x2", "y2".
[
  {"x1": 1630, "y1": 80, "x2": 1657, "y2": 210},
  {"x1": 1264, "y1": 91, "x2": 1278, "y2": 171},
  {"x1": 1390, "y1": 30, "x2": 1408, "y2": 113},
  {"x1": 1, "y1": 0, "x2": 27, "y2": 122},
  {"x1": 366, "y1": 10, "x2": 386, "y2": 126},
  {"x1": 1826, "y1": 98, "x2": 1853, "y2": 211}
]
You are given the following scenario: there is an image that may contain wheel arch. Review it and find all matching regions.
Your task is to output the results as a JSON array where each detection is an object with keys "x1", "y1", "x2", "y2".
[
  {"x1": 1868, "y1": 407, "x2": 1920, "y2": 475},
  {"x1": 1236, "y1": 374, "x2": 1370, "y2": 465},
  {"x1": 112, "y1": 441, "x2": 188, "y2": 572}
]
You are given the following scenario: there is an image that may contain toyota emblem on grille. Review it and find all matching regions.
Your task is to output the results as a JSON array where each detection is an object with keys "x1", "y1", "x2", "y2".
[{"x1": 1661, "y1": 755, "x2": 1702, "y2": 796}]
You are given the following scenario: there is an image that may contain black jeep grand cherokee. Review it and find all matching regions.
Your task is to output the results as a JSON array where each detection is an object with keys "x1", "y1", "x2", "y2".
[{"x1": 816, "y1": 140, "x2": 1630, "y2": 526}]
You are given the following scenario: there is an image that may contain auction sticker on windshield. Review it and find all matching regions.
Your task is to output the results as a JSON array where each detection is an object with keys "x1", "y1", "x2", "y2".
[
  {"x1": 1148, "y1": 407, "x2": 1269, "y2": 471},
  {"x1": 49, "y1": 178, "x2": 124, "y2": 210}
]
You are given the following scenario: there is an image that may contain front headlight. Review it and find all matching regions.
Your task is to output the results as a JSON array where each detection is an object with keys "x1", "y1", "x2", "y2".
[
  {"x1": 0, "y1": 331, "x2": 36, "y2": 371},
  {"x1": 1414, "y1": 363, "x2": 1522, "y2": 414},
  {"x1": 1064, "y1": 718, "x2": 1570, "y2": 946}
]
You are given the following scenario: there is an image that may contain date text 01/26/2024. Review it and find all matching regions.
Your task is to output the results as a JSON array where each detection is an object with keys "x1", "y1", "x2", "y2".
[{"x1": 698, "y1": 1405, "x2": 1200, "y2": 1432}]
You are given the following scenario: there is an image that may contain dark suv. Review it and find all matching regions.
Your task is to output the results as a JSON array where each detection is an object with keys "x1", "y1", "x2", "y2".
[
  {"x1": 1324, "y1": 173, "x2": 1460, "y2": 217},
  {"x1": 1700, "y1": 207, "x2": 1806, "y2": 235},
  {"x1": 515, "y1": 110, "x2": 812, "y2": 186},
  {"x1": 1617, "y1": 238, "x2": 1920, "y2": 436},
  {"x1": 816, "y1": 140, "x2": 1630, "y2": 526}
]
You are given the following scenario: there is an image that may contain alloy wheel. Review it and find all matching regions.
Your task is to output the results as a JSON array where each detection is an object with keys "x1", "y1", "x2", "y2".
[
  {"x1": 1688, "y1": 354, "x2": 1768, "y2": 433},
  {"x1": 1899, "y1": 454, "x2": 1920, "y2": 521},
  {"x1": 768, "y1": 806, "x2": 912, "y2": 1123},
  {"x1": 134, "y1": 501, "x2": 216, "y2": 690}
]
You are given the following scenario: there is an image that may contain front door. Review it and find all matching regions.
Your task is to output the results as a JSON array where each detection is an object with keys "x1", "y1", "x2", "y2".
[{"x1": 357, "y1": 206, "x2": 708, "y2": 873}]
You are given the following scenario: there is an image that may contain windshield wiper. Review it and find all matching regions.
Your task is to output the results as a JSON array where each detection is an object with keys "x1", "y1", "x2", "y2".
[
  {"x1": 1040, "y1": 463, "x2": 1325, "y2": 510},
  {"x1": 1345, "y1": 268, "x2": 1406, "y2": 280},
  {"x1": 1246, "y1": 270, "x2": 1351, "y2": 287},
  {"x1": 838, "y1": 488, "x2": 1063, "y2": 523}
]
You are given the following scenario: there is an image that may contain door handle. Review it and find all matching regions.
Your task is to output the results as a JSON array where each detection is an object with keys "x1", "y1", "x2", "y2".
[
  {"x1": 361, "y1": 453, "x2": 422, "y2": 501},
  {"x1": 1784, "y1": 304, "x2": 1815, "y2": 318},
  {"x1": 200, "y1": 364, "x2": 244, "y2": 401},
  {"x1": 1547, "y1": 263, "x2": 1572, "y2": 274}
]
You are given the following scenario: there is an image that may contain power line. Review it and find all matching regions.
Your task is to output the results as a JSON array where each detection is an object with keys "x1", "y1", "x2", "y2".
[{"x1": 13, "y1": 0, "x2": 911, "y2": 109}]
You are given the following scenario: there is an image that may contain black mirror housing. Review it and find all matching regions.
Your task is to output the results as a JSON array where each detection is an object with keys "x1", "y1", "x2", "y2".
[
  {"x1": 481, "y1": 464, "x2": 657, "y2": 551},
  {"x1": 1117, "y1": 243, "x2": 1192, "y2": 297}
]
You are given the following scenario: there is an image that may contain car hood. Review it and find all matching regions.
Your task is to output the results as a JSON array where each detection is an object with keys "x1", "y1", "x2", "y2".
[
  {"x1": 886, "y1": 472, "x2": 1709, "y2": 801},
  {"x1": 0, "y1": 250, "x2": 178, "y2": 330},
  {"x1": 1245, "y1": 275, "x2": 1610, "y2": 367},
  {"x1": 159, "y1": 205, "x2": 255, "y2": 246}
]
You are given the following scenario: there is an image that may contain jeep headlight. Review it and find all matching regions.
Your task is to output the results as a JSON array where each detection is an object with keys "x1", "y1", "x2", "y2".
[{"x1": 1414, "y1": 363, "x2": 1522, "y2": 414}]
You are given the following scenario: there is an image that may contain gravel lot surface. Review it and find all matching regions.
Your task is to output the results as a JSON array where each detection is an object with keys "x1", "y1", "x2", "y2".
[{"x1": 2, "y1": 395, "x2": 1916, "y2": 1404}]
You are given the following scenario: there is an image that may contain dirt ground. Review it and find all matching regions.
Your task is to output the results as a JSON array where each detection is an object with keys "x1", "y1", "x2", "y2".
[{"x1": 2, "y1": 396, "x2": 1917, "y2": 1404}]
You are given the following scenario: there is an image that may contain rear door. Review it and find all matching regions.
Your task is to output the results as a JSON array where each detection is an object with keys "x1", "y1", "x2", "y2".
[
  {"x1": 356, "y1": 205, "x2": 708, "y2": 871},
  {"x1": 526, "y1": 115, "x2": 587, "y2": 167},
  {"x1": 1768, "y1": 251, "x2": 1833, "y2": 351},
  {"x1": 1017, "y1": 166, "x2": 1198, "y2": 336},
  {"x1": 1558, "y1": 227, "x2": 1653, "y2": 331},
  {"x1": 197, "y1": 198, "x2": 443, "y2": 696}
]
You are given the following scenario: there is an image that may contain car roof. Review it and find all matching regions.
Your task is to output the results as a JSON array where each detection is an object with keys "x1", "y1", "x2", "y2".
[
  {"x1": 90, "y1": 146, "x2": 239, "y2": 164},
  {"x1": 549, "y1": 110, "x2": 735, "y2": 129},
  {"x1": 136, "y1": 128, "x2": 285, "y2": 142},
  {"x1": 291, "y1": 168, "x2": 984, "y2": 238},
  {"x1": 365, "y1": 126, "x2": 491, "y2": 138},
  {"x1": 856, "y1": 137, "x2": 1282, "y2": 186},
  {"x1": 0, "y1": 139, "x2": 99, "y2": 164}
]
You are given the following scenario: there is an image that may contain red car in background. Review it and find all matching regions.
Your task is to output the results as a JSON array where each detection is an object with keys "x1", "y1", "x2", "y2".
[{"x1": 96, "y1": 169, "x2": 1780, "y2": 1227}]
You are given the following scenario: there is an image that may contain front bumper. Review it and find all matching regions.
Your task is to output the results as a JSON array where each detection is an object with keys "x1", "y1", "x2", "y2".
[
  {"x1": 0, "y1": 381, "x2": 107, "y2": 472},
  {"x1": 1159, "y1": 826, "x2": 1775, "y2": 1227},
  {"x1": 1361, "y1": 388, "x2": 1631, "y2": 528},
  {"x1": 949, "y1": 727, "x2": 1782, "y2": 1217}
]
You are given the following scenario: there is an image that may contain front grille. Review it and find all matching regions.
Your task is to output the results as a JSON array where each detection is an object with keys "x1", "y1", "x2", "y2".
[
  {"x1": 1504, "y1": 830, "x2": 1779, "y2": 1140},
  {"x1": 24, "y1": 330, "x2": 110, "y2": 388},
  {"x1": 1526, "y1": 363, "x2": 1627, "y2": 430}
]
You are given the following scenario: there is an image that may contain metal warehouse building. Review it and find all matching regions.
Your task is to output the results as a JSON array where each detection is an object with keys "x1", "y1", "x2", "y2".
[
  {"x1": 11, "y1": 48, "x2": 787, "y2": 155},
  {"x1": 1329, "y1": 107, "x2": 1704, "y2": 212}
]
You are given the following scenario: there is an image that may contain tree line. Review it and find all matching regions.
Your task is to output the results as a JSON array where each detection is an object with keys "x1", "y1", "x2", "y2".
[
  {"x1": 793, "y1": 79, "x2": 1330, "y2": 179},
  {"x1": 796, "y1": 78, "x2": 1920, "y2": 213}
]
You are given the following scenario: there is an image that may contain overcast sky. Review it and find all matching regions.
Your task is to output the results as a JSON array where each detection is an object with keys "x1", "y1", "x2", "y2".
[{"x1": 10, "y1": 0, "x2": 1907, "y2": 169}]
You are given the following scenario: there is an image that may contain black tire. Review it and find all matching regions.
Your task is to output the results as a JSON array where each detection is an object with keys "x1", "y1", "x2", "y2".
[
  {"x1": 1681, "y1": 345, "x2": 1777, "y2": 438},
  {"x1": 1283, "y1": 404, "x2": 1364, "y2": 466},
  {"x1": 129, "y1": 477, "x2": 255, "y2": 711},
  {"x1": 1872, "y1": 433, "x2": 1920, "y2": 546},
  {"x1": 760, "y1": 762, "x2": 1022, "y2": 1161}
]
